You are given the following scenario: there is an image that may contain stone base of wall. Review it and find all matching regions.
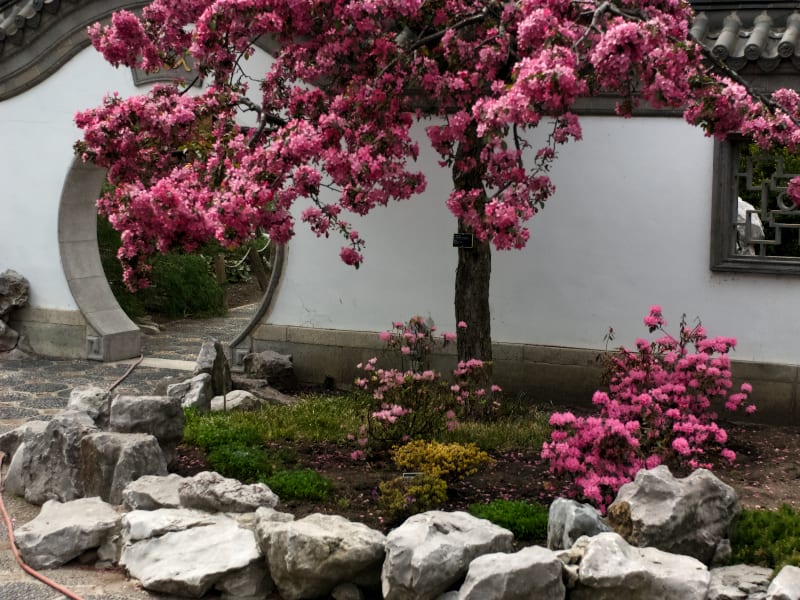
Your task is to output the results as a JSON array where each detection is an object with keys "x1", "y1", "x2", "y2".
[
  {"x1": 9, "y1": 307, "x2": 87, "y2": 359},
  {"x1": 246, "y1": 324, "x2": 799, "y2": 426}
]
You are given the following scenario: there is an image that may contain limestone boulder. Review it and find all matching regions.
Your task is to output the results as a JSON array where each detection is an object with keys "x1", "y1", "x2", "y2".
[
  {"x1": 258, "y1": 513, "x2": 386, "y2": 600},
  {"x1": 381, "y1": 510, "x2": 514, "y2": 600},
  {"x1": 15, "y1": 497, "x2": 120, "y2": 569},
  {"x1": 121, "y1": 508, "x2": 220, "y2": 544},
  {"x1": 80, "y1": 432, "x2": 168, "y2": 505},
  {"x1": 0, "y1": 420, "x2": 47, "y2": 459},
  {"x1": 122, "y1": 473, "x2": 185, "y2": 510},
  {"x1": 231, "y1": 374, "x2": 296, "y2": 405},
  {"x1": 211, "y1": 389, "x2": 264, "y2": 412},
  {"x1": 120, "y1": 515, "x2": 268, "y2": 598},
  {"x1": 0, "y1": 319, "x2": 19, "y2": 351},
  {"x1": 109, "y1": 395, "x2": 184, "y2": 466},
  {"x1": 167, "y1": 373, "x2": 213, "y2": 412},
  {"x1": 547, "y1": 498, "x2": 611, "y2": 550},
  {"x1": 67, "y1": 385, "x2": 111, "y2": 428},
  {"x1": 16, "y1": 410, "x2": 98, "y2": 504},
  {"x1": 767, "y1": 565, "x2": 800, "y2": 600},
  {"x1": 243, "y1": 350, "x2": 297, "y2": 391},
  {"x1": 606, "y1": 465, "x2": 740, "y2": 564},
  {"x1": 179, "y1": 471, "x2": 279, "y2": 513},
  {"x1": 0, "y1": 268, "x2": 29, "y2": 319},
  {"x1": 458, "y1": 546, "x2": 566, "y2": 600},
  {"x1": 195, "y1": 339, "x2": 232, "y2": 396},
  {"x1": 570, "y1": 532, "x2": 710, "y2": 599},
  {"x1": 707, "y1": 564, "x2": 772, "y2": 600}
]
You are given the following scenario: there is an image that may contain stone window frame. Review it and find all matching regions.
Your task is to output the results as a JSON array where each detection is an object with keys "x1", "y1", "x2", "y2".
[{"x1": 710, "y1": 137, "x2": 800, "y2": 275}]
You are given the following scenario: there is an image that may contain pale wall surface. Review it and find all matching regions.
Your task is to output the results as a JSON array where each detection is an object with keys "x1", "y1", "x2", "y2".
[
  {"x1": 267, "y1": 116, "x2": 800, "y2": 367},
  {"x1": 0, "y1": 47, "x2": 143, "y2": 310}
]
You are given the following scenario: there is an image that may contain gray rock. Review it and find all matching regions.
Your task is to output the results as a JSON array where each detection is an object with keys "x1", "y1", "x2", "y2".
[
  {"x1": 109, "y1": 395, "x2": 184, "y2": 466},
  {"x1": 179, "y1": 471, "x2": 279, "y2": 513},
  {"x1": 17, "y1": 410, "x2": 98, "y2": 504},
  {"x1": 120, "y1": 517, "x2": 262, "y2": 597},
  {"x1": 255, "y1": 506, "x2": 295, "y2": 523},
  {"x1": 67, "y1": 385, "x2": 111, "y2": 428},
  {"x1": 3, "y1": 441, "x2": 27, "y2": 496},
  {"x1": 80, "y1": 432, "x2": 168, "y2": 505},
  {"x1": 606, "y1": 465, "x2": 740, "y2": 564},
  {"x1": 15, "y1": 497, "x2": 120, "y2": 569},
  {"x1": 0, "y1": 269, "x2": 29, "y2": 319},
  {"x1": 0, "y1": 420, "x2": 47, "y2": 459},
  {"x1": 121, "y1": 508, "x2": 220, "y2": 543},
  {"x1": 258, "y1": 513, "x2": 386, "y2": 600},
  {"x1": 707, "y1": 564, "x2": 772, "y2": 600},
  {"x1": 570, "y1": 532, "x2": 710, "y2": 600},
  {"x1": 122, "y1": 473, "x2": 185, "y2": 510},
  {"x1": 211, "y1": 389, "x2": 264, "y2": 412},
  {"x1": 459, "y1": 545, "x2": 566, "y2": 599},
  {"x1": 231, "y1": 375, "x2": 296, "y2": 405},
  {"x1": 381, "y1": 510, "x2": 514, "y2": 600},
  {"x1": 547, "y1": 498, "x2": 611, "y2": 550},
  {"x1": 243, "y1": 350, "x2": 297, "y2": 391},
  {"x1": 0, "y1": 320, "x2": 19, "y2": 351},
  {"x1": 332, "y1": 582, "x2": 366, "y2": 600},
  {"x1": 215, "y1": 560, "x2": 274, "y2": 600},
  {"x1": 167, "y1": 374, "x2": 212, "y2": 413},
  {"x1": 767, "y1": 565, "x2": 800, "y2": 600},
  {"x1": 195, "y1": 339, "x2": 232, "y2": 396}
]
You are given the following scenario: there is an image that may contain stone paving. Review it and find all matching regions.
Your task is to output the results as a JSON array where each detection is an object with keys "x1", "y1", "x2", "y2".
[{"x1": 0, "y1": 304, "x2": 258, "y2": 599}]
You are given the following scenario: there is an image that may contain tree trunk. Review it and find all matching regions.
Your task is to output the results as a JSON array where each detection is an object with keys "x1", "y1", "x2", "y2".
[
  {"x1": 455, "y1": 226, "x2": 492, "y2": 363},
  {"x1": 452, "y1": 125, "x2": 492, "y2": 364}
]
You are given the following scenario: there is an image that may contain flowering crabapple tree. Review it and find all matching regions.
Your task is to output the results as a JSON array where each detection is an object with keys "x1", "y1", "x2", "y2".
[{"x1": 76, "y1": 0, "x2": 800, "y2": 363}]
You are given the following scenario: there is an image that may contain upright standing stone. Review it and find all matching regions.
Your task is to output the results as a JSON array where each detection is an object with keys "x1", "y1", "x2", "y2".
[
  {"x1": 195, "y1": 339, "x2": 232, "y2": 396},
  {"x1": 606, "y1": 465, "x2": 740, "y2": 565}
]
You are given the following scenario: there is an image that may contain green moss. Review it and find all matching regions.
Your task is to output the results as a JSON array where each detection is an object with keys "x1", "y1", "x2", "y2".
[
  {"x1": 468, "y1": 499, "x2": 549, "y2": 542},
  {"x1": 265, "y1": 469, "x2": 333, "y2": 501}
]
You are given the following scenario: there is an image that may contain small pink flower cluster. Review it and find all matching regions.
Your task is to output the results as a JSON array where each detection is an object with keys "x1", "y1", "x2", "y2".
[
  {"x1": 351, "y1": 317, "x2": 501, "y2": 455},
  {"x1": 541, "y1": 307, "x2": 755, "y2": 511}
]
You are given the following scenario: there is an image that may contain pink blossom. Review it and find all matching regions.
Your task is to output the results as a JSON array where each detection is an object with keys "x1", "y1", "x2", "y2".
[{"x1": 457, "y1": 321, "x2": 467, "y2": 329}]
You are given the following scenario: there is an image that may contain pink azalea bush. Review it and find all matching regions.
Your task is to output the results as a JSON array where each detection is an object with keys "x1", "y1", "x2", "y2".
[
  {"x1": 541, "y1": 306, "x2": 755, "y2": 510},
  {"x1": 351, "y1": 317, "x2": 501, "y2": 457}
]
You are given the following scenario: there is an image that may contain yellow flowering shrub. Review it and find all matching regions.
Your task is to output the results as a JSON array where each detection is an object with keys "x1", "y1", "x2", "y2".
[
  {"x1": 378, "y1": 474, "x2": 448, "y2": 523},
  {"x1": 392, "y1": 440, "x2": 492, "y2": 482}
]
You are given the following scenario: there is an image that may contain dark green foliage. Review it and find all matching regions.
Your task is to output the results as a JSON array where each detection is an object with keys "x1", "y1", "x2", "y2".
[
  {"x1": 207, "y1": 443, "x2": 278, "y2": 483},
  {"x1": 266, "y1": 469, "x2": 333, "y2": 501},
  {"x1": 97, "y1": 216, "x2": 226, "y2": 318},
  {"x1": 140, "y1": 253, "x2": 226, "y2": 318},
  {"x1": 468, "y1": 499, "x2": 549, "y2": 541},
  {"x1": 183, "y1": 409, "x2": 263, "y2": 450},
  {"x1": 96, "y1": 216, "x2": 146, "y2": 318},
  {"x1": 732, "y1": 505, "x2": 800, "y2": 571}
]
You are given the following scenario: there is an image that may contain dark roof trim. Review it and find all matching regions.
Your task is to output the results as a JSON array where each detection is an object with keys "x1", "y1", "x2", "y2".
[{"x1": 0, "y1": 0, "x2": 149, "y2": 101}]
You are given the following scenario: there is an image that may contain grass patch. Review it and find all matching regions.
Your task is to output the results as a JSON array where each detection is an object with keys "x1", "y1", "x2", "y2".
[
  {"x1": 266, "y1": 469, "x2": 333, "y2": 501},
  {"x1": 732, "y1": 505, "x2": 800, "y2": 571},
  {"x1": 469, "y1": 499, "x2": 549, "y2": 542},
  {"x1": 439, "y1": 407, "x2": 551, "y2": 452},
  {"x1": 207, "y1": 443, "x2": 281, "y2": 483},
  {"x1": 182, "y1": 393, "x2": 552, "y2": 510}
]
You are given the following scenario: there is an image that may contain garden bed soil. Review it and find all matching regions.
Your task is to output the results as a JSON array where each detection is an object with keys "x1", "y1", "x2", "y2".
[{"x1": 173, "y1": 418, "x2": 800, "y2": 535}]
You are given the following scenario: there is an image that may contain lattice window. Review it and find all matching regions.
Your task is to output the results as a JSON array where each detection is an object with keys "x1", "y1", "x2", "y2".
[{"x1": 711, "y1": 138, "x2": 800, "y2": 274}]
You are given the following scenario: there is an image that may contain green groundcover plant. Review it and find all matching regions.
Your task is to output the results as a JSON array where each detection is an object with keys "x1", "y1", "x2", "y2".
[
  {"x1": 469, "y1": 499, "x2": 549, "y2": 542},
  {"x1": 265, "y1": 469, "x2": 333, "y2": 501},
  {"x1": 732, "y1": 505, "x2": 800, "y2": 571}
]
